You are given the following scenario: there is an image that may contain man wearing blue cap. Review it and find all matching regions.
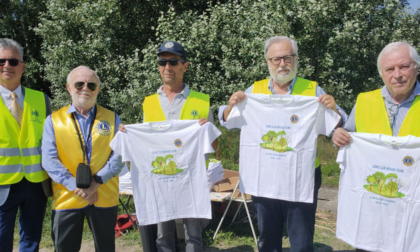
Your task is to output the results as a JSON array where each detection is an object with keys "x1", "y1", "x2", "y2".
[{"x1": 121, "y1": 41, "x2": 217, "y2": 252}]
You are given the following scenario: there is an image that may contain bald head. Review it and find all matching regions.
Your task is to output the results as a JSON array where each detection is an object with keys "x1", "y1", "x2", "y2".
[{"x1": 66, "y1": 66, "x2": 100, "y2": 86}]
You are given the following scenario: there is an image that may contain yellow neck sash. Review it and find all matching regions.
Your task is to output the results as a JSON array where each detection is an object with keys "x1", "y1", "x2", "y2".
[{"x1": 51, "y1": 105, "x2": 118, "y2": 210}]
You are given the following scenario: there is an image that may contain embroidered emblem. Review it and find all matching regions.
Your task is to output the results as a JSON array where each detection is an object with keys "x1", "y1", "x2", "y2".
[
  {"x1": 190, "y1": 109, "x2": 198, "y2": 118},
  {"x1": 290, "y1": 115, "x2": 299, "y2": 124},
  {"x1": 95, "y1": 120, "x2": 112, "y2": 136},
  {"x1": 174, "y1": 139, "x2": 183, "y2": 147},
  {"x1": 165, "y1": 42, "x2": 174, "y2": 48},
  {"x1": 403, "y1": 156, "x2": 414, "y2": 166},
  {"x1": 30, "y1": 109, "x2": 42, "y2": 123}
]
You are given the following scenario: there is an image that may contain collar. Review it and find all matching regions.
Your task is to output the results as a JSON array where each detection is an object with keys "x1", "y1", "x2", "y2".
[
  {"x1": 268, "y1": 77, "x2": 298, "y2": 94},
  {"x1": 0, "y1": 84, "x2": 22, "y2": 98},
  {"x1": 381, "y1": 81, "x2": 420, "y2": 105},
  {"x1": 67, "y1": 104, "x2": 96, "y2": 116},
  {"x1": 157, "y1": 83, "x2": 190, "y2": 98}
]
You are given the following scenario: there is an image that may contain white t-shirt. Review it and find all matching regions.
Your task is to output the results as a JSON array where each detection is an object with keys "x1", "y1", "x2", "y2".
[
  {"x1": 110, "y1": 120, "x2": 221, "y2": 225},
  {"x1": 336, "y1": 133, "x2": 420, "y2": 252},
  {"x1": 226, "y1": 94, "x2": 340, "y2": 202}
]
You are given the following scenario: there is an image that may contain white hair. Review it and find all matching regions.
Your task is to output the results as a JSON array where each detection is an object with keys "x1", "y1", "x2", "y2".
[
  {"x1": 264, "y1": 36, "x2": 298, "y2": 58},
  {"x1": 377, "y1": 42, "x2": 420, "y2": 76},
  {"x1": 66, "y1": 66, "x2": 101, "y2": 85},
  {"x1": 0, "y1": 38, "x2": 24, "y2": 61}
]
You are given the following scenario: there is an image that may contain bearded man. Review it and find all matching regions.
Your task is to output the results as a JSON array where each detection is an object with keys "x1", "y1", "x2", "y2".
[{"x1": 218, "y1": 36, "x2": 348, "y2": 252}]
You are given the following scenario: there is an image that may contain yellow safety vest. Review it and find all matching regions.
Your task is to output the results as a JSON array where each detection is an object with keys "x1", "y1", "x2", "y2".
[
  {"x1": 51, "y1": 105, "x2": 118, "y2": 210},
  {"x1": 355, "y1": 89, "x2": 420, "y2": 137},
  {"x1": 252, "y1": 77, "x2": 321, "y2": 167},
  {"x1": 252, "y1": 77, "x2": 317, "y2": 96},
  {"x1": 143, "y1": 90, "x2": 210, "y2": 122},
  {"x1": 0, "y1": 87, "x2": 48, "y2": 185}
]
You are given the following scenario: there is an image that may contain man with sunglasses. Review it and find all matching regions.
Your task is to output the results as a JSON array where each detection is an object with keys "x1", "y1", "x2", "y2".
[
  {"x1": 41, "y1": 66, "x2": 124, "y2": 252},
  {"x1": 0, "y1": 38, "x2": 52, "y2": 252},
  {"x1": 119, "y1": 41, "x2": 217, "y2": 252},
  {"x1": 218, "y1": 36, "x2": 348, "y2": 252}
]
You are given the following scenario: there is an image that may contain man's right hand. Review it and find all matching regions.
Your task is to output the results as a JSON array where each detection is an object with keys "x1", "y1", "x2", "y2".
[
  {"x1": 223, "y1": 91, "x2": 246, "y2": 121},
  {"x1": 332, "y1": 127, "x2": 352, "y2": 148},
  {"x1": 118, "y1": 123, "x2": 126, "y2": 133}
]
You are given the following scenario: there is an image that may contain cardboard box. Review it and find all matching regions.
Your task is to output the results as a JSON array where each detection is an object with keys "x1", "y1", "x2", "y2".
[{"x1": 211, "y1": 169, "x2": 252, "y2": 200}]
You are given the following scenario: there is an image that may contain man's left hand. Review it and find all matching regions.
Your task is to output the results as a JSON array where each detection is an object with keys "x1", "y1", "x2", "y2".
[
  {"x1": 198, "y1": 118, "x2": 208, "y2": 126},
  {"x1": 75, "y1": 179, "x2": 101, "y2": 201}
]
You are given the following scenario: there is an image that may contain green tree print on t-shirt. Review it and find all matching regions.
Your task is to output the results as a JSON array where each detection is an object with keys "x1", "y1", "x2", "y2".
[{"x1": 260, "y1": 130, "x2": 293, "y2": 153}]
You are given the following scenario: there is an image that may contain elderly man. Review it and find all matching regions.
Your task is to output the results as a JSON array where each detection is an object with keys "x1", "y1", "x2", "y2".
[
  {"x1": 120, "y1": 41, "x2": 218, "y2": 252},
  {"x1": 219, "y1": 36, "x2": 348, "y2": 252},
  {"x1": 0, "y1": 38, "x2": 51, "y2": 252},
  {"x1": 42, "y1": 66, "x2": 123, "y2": 252},
  {"x1": 333, "y1": 42, "x2": 420, "y2": 252}
]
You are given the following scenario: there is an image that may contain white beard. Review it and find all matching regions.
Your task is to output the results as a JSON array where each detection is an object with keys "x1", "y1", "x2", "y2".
[{"x1": 269, "y1": 64, "x2": 297, "y2": 86}]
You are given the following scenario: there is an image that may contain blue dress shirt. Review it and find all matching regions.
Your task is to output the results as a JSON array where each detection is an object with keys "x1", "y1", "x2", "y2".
[{"x1": 41, "y1": 105, "x2": 123, "y2": 191}]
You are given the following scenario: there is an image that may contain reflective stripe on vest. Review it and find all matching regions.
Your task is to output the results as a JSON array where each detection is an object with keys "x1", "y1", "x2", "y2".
[
  {"x1": 51, "y1": 105, "x2": 118, "y2": 210},
  {"x1": 143, "y1": 90, "x2": 210, "y2": 122},
  {"x1": 355, "y1": 89, "x2": 420, "y2": 137},
  {"x1": 252, "y1": 77, "x2": 320, "y2": 167},
  {"x1": 0, "y1": 87, "x2": 48, "y2": 185},
  {"x1": 252, "y1": 77, "x2": 317, "y2": 96}
]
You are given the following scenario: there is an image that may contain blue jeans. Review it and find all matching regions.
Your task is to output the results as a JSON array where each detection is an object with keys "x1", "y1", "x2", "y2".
[
  {"x1": 157, "y1": 218, "x2": 203, "y2": 252},
  {"x1": 252, "y1": 166, "x2": 322, "y2": 252},
  {"x1": 0, "y1": 178, "x2": 47, "y2": 252}
]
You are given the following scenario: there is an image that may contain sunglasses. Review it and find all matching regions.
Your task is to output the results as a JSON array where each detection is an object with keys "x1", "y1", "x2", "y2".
[
  {"x1": 0, "y1": 58, "x2": 23, "y2": 67},
  {"x1": 74, "y1": 81, "x2": 98, "y2": 91},
  {"x1": 158, "y1": 58, "x2": 185, "y2": 66}
]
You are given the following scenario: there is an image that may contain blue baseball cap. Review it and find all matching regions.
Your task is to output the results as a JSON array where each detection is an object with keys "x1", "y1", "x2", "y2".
[{"x1": 157, "y1": 41, "x2": 187, "y2": 60}]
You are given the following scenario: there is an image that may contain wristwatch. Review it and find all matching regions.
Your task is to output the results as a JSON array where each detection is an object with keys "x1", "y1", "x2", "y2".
[{"x1": 93, "y1": 175, "x2": 103, "y2": 184}]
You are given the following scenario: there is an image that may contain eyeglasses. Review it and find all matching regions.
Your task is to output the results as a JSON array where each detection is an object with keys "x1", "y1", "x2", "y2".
[
  {"x1": 267, "y1": 55, "x2": 295, "y2": 65},
  {"x1": 0, "y1": 58, "x2": 23, "y2": 67},
  {"x1": 158, "y1": 58, "x2": 185, "y2": 66},
  {"x1": 74, "y1": 81, "x2": 98, "y2": 91}
]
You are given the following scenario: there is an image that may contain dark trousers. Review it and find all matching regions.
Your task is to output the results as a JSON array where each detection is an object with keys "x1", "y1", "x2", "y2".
[
  {"x1": 0, "y1": 178, "x2": 47, "y2": 252},
  {"x1": 51, "y1": 205, "x2": 118, "y2": 252},
  {"x1": 252, "y1": 166, "x2": 322, "y2": 252},
  {"x1": 139, "y1": 224, "x2": 158, "y2": 252}
]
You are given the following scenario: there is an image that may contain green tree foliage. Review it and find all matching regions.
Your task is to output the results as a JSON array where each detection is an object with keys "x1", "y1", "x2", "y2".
[
  {"x1": 387, "y1": 181, "x2": 398, "y2": 196},
  {"x1": 106, "y1": 0, "x2": 420, "y2": 123},
  {"x1": 25, "y1": 0, "x2": 419, "y2": 122},
  {"x1": 367, "y1": 175, "x2": 376, "y2": 189},
  {"x1": 0, "y1": 0, "x2": 49, "y2": 94},
  {"x1": 34, "y1": 0, "x2": 228, "y2": 120},
  {"x1": 373, "y1": 171, "x2": 386, "y2": 184},
  {"x1": 262, "y1": 134, "x2": 270, "y2": 147}
]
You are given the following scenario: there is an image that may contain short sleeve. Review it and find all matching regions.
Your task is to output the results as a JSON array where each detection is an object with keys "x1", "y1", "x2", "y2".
[
  {"x1": 198, "y1": 123, "x2": 222, "y2": 155},
  {"x1": 315, "y1": 104, "x2": 341, "y2": 137},
  {"x1": 225, "y1": 105, "x2": 246, "y2": 129},
  {"x1": 336, "y1": 146, "x2": 347, "y2": 170},
  {"x1": 110, "y1": 131, "x2": 132, "y2": 162}
]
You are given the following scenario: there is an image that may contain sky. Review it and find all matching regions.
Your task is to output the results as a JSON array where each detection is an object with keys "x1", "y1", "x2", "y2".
[{"x1": 409, "y1": 0, "x2": 420, "y2": 10}]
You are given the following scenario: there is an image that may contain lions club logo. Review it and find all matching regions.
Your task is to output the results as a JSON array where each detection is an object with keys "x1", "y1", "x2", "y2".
[
  {"x1": 403, "y1": 156, "x2": 414, "y2": 166},
  {"x1": 190, "y1": 110, "x2": 198, "y2": 119},
  {"x1": 165, "y1": 42, "x2": 174, "y2": 48},
  {"x1": 174, "y1": 139, "x2": 183, "y2": 147},
  {"x1": 95, "y1": 120, "x2": 112, "y2": 136},
  {"x1": 290, "y1": 115, "x2": 299, "y2": 124}
]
